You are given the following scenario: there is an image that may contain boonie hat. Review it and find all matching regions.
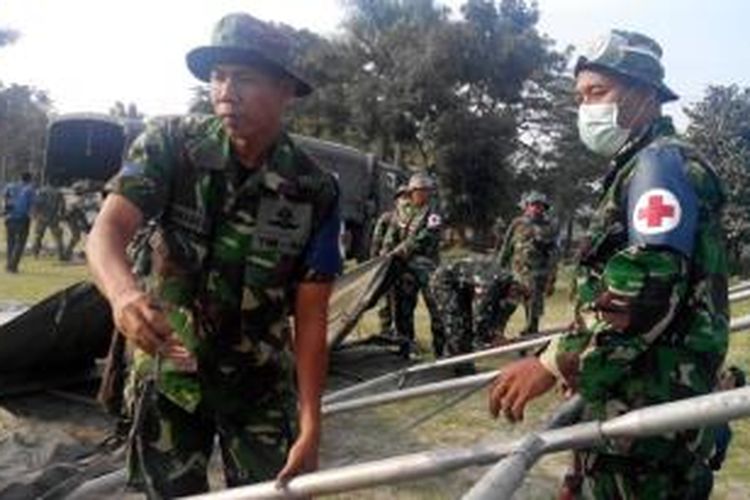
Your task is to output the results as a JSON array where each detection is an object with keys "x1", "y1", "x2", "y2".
[
  {"x1": 574, "y1": 30, "x2": 678, "y2": 103},
  {"x1": 187, "y1": 13, "x2": 312, "y2": 97}
]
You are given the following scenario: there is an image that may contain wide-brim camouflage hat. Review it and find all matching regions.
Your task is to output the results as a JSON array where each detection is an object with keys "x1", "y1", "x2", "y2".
[
  {"x1": 186, "y1": 13, "x2": 313, "y2": 97},
  {"x1": 574, "y1": 30, "x2": 678, "y2": 103}
]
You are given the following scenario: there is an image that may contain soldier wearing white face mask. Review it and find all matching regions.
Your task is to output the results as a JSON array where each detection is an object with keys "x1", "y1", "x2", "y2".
[{"x1": 488, "y1": 30, "x2": 728, "y2": 499}]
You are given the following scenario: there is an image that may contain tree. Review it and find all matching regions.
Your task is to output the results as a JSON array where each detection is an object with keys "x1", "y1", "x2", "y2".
[
  {"x1": 0, "y1": 83, "x2": 51, "y2": 182},
  {"x1": 685, "y1": 85, "x2": 750, "y2": 265}
]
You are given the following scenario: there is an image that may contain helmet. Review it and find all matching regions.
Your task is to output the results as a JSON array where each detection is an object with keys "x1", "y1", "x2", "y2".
[
  {"x1": 407, "y1": 172, "x2": 436, "y2": 191},
  {"x1": 574, "y1": 30, "x2": 678, "y2": 103}
]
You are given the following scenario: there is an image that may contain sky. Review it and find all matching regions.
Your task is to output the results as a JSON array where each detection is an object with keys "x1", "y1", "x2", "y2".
[{"x1": 1, "y1": 0, "x2": 749, "y2": 129}]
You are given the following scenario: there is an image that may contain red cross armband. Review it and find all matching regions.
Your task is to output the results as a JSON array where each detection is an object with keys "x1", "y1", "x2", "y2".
[{"x1": 627, "y1": 145, "x2": 699, "y2": 257}]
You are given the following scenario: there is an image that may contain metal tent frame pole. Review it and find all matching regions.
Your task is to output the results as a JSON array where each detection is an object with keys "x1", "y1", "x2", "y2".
[
  {"x1": 324, "y1": 314, "x2": 750, "y2": 415},
  {"x1": 184, "y1": 387, "x2": 750, "y2": 500},
  {"x1": 326, "y1": 291, "x2": 750, "y2": 407}
]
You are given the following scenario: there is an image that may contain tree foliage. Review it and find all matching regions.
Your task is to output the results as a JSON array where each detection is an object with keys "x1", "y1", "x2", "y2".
[
  {"x1": 685, "y1": 85, "x2": 750, "y2": 260},
  {"x1": 0, "y1": 83, "x2": 51, "y2": 182}
]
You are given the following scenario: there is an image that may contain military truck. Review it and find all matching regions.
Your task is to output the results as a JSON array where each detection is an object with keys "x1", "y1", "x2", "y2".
[
  {"x1": 291, "y1": 134, "x2": 407, "y2": 261},
  {"x1": 43, "y1": 113, "x2": 408, "y2": 260}
]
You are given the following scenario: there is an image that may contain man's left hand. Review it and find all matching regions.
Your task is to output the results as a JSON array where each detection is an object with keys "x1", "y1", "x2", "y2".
[{"x1": 276, "y1": 429, "x2": 320, "y2": 486}]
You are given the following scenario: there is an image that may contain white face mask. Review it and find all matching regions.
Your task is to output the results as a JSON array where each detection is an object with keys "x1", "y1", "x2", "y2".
[{"x1": 577, "y1": 103, "x2": 631, "y2": 157}]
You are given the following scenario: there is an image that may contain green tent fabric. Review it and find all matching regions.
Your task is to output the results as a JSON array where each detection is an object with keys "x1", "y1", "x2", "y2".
[{"x1": 327, "y1": 255, "x2": 398, "y2": 347}]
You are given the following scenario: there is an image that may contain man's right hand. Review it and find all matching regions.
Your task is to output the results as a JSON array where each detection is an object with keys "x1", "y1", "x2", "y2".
[
  {"x1": 112, "y1": 289, "x2": 194, "y2": 368},
  {"x1": 488, "y1": 357, "x2": 556, "y2": 422}
]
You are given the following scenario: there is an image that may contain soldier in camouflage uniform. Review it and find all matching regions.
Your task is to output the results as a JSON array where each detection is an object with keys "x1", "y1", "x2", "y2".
[
  {"x1": 369, "y1": 185, "x2": 411, "y2": 335},
  {"x1": 87, "y1": 14, "x2": 341, "y2": 498},
  {"x1": 430, "y1": 255, "x2": 524, "y2": 357},
  {"x1": 62, "y1": 182, "x2": 93, "y2": 260},
  {"x1": 31, "y1": 184, "x2": 66, "y2": 260},
  {"x1": 392, "y1": 173, "x2": 445, "y2": 357},
  {"x1": 489, "y1": 30, "x2": 728, "y2": 499},
  {"x1": 498, "y1": 191, "x2": 559, "y2": 335}
]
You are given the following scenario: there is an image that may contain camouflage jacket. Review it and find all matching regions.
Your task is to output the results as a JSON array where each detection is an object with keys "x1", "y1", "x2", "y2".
[
  {"x1": 33, "y1": 186, "x2": 66, "y2": 222},
  {"x1": 370, "y1": 210, "x2": 394, "y2": 258},
  {"x1": 539, "y1": 117, "x2": 728, "y2": 461},
  {"x1": 396, "y1": 201, "x2": 442, "y2": 267},
  {"x1": 108, "y1": 114, "x2": 342, "y2": 413},
  {"x1": 499, "y1": 213, "x2": 558, "y2": 282}
]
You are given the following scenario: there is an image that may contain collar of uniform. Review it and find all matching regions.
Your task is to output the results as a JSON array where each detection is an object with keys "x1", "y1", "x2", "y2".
[
  {"x1": 601, "y1": 116, "x2": 676, "y2": 193},
  {"x1": 184, "y1": 115, "x2": 299, "y2": 176}
]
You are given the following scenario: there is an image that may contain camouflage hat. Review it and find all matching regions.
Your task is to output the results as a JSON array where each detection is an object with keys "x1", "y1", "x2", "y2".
[
  {"x1": 186, "y1": 13, "x2": 312, "y2": 97},
  {"x1": 407, "y1": 172, "x2": 436, "y2": 191},
  {"x1": 522, "y1": 190, "x2": 550, "y2": 207},
  {"x1": 574, "y1": 30, "x2": 678, "y2": 103}
]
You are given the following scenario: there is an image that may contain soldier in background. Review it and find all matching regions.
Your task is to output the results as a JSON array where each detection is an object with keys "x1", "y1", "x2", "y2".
[
  {"x1": 62, "y1": 182, "x2": 93, "y2": 260},
  {"x1": 392, "y1": 173, "x2": 445, "y2": 357},
  {"x1": 498, "y1": 191, "x2": 558, "y2": 335},
  {"x1": 31, "y1": 184, "x2": 66, "y2": 260},
  {"x1": 370, "y1": 185, "x2": 411, "y2": 336},
  {"x1": 431, "y1": 256, "x2": 524, "y2": 359}
]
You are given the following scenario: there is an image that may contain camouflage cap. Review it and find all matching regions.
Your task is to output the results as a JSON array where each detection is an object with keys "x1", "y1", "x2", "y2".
[
  {"x1": 186, "y1": 13, "x2": 312, "y2": 97},
  {"x1": 574, "y1": 30, "x2": 678, "y2": 103},
  {"x1": 407, "y1": 172, "x2": 436, "y2": 191}
]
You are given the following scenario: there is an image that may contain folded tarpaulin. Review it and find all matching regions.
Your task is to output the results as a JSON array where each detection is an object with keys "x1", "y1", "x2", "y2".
[{"x1": 327, "y1": 255, "x2": 399, "y2": 347}]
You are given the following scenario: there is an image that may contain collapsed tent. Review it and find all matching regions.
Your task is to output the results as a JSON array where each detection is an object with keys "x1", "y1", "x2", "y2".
[
  {"x1": 326, "y1": 255, "x2": 398, "y2": 347},
  {"x1": 0, "y1": 282, "x2": 112, "y2": 383}
]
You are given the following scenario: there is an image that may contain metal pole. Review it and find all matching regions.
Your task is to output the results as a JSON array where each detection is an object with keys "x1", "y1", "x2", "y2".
[
  {"x1": 729, "y1": 288, "x2": 750, "y2": 303},
  {"x1": 729, "y1": 281, "x2": 750, "y2": 294},
  {"x1": 324, "y1": 315, "x2": 750, "y2": 415},
  {"x1": 184, "y1": 435, "x2": 523, "y2": 500},
  {"x1": 324, "y1": 329, "x2": 565, "y2": 405},
  {"x1": 462, "y1": 396, "x2": 584, "y2": 500},
  {"x1": 184, "y1": 388, "x2": 750, "y2": 500},
  {"x1": 463, "y1": 380, "x2": 750, "y2": 500},
  {"x1": 323, "y1": 370, "x2": 499, "y2": 416}
]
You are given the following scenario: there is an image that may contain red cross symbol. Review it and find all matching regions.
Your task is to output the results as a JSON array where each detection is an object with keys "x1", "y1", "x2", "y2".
[{"x1": 637, "y1": 194, "x2": 675, "y2": 228}]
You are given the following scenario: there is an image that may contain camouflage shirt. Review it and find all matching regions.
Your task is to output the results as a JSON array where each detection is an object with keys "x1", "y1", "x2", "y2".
[
  {"x1": 108, "y1": 114, "x2": 342, "y2": 413},
  {"x1": 33, "y1": 186, "x2": 66, "y2": 222},
  {"x1": 539, "y1": 117, "x2": 728, "y2": 463},
  {"x1": 499, "y1": 212, "x2": 558, "y2": 283},
  {"x1": 397, "y1": 200, "x2": 442, "y2": 266}
]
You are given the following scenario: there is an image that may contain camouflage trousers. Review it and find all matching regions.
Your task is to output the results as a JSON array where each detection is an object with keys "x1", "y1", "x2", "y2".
[
  {"x1": 63, "y1": 210, "x2": 88, "y2": 260},
  {"x1": 393, "y1": 260, "x2": 445, "y2": 356},
  {"x1": 376, "y1": 289, "x2": 396, "y2": 334},
  {"x1": 566, "y1": 451, "x2": 713, "y2": 500},
  {"x1": 430, "y1": 262, "x2": 517, "y2": 356},
  {"x1": 126, "y1": 371, "x2": 296, "y2": 499},
  {"x1": 505, "y1": 273, "x2": 548, "y2": 334},
  {"x1": 31, "y1": 217, "x2": 65, "y2": 260}
]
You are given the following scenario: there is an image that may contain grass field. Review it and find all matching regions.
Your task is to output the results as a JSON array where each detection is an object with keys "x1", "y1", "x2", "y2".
[{"x1": 1, "y1": 237, "x2": 749, "y2": 498}]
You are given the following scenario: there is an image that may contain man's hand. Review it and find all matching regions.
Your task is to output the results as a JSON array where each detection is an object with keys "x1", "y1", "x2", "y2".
[
  {"x1": 276, "y1": 429, "x2": 320, "y2": 485},
  {"x1": 488, "y1": 357, "x2": 556, "y2": 422},
  {"x1": 112, "y1": 289, "x2": 194, "y2": 369}
]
